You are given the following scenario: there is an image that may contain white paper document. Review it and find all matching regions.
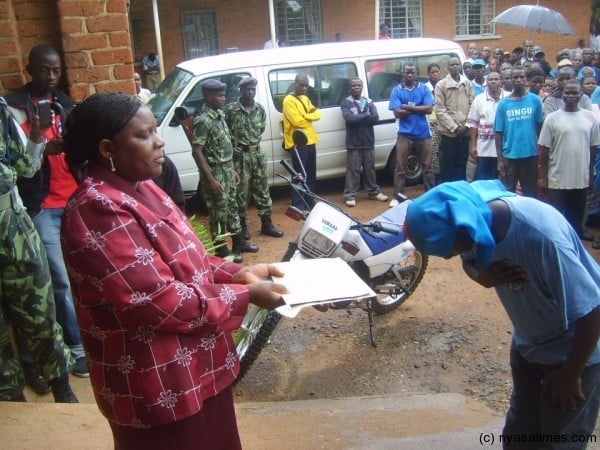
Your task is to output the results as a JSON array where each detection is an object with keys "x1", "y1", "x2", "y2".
[{"x1": 271, "y1": 257, "x2": 376, "y2": 318}]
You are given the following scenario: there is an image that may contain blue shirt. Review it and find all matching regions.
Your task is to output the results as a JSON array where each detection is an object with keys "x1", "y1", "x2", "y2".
[
  {"x1": 492, "y1": 196, "x2": 600, "y2": 366},
  {"x1": 388, "y1": 82, "x2": 433, "y2": 140},
  {"x1": 494, "y1": 93, "x2": 543, "y2": 159}
]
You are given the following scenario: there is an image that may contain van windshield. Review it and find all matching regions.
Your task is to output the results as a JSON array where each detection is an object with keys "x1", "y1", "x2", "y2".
[{"x1": 148, "y1": 68, "x2": 194, "y2": 125}]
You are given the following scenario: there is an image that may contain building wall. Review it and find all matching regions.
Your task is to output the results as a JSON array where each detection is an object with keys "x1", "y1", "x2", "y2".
[
  {"x1": 445, "y1": 0, "x2": 589, "y2": 65},
  {"x1": 0, "y1": 0, "x2": 591, "y2": 101},
  {"x1": 0, "y1": 0, "x2": 61, "y2": 93},
  {"x1": 130, "y1": 0, "x2": 591, "y2": 79},
  {"x1": 0, "y1": 0, "x2": 135, "y2": 101}
]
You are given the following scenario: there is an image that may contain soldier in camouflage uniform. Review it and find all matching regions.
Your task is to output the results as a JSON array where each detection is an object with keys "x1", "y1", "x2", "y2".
[
  {"x1": 0, "y1": 97, "x2": 77, "y2": 402},
  {"x1": 224, "y1": 77, "x2": 283, "y2": 240},
  {"x1": 191, "y1": 79, "x2": 259, "y2": 263}
]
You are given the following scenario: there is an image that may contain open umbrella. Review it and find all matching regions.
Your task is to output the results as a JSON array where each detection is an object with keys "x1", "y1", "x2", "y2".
[{"x1": 491, "y1": 3, "x2": 575, "y2": 36}]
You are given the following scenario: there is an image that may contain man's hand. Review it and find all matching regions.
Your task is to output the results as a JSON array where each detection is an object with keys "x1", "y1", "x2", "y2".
[
  {"x1": 29, "y1": 113, "x2": 54, "y2": 145},
  {"x1": 497, "y1": 158, "x2": 506, "y2": 178},
  {"x1": 541, "y1": 366, "x2": 585, "y2": 412},
  {"x1": 473, "y1": 259, "x2": 528, "y2": 288},
  {"x1": 44, "y1": 138, "x2": 64, "y2": 155},
  {"x1": 208, "y1": 178, "x2": 223, "y2": 198}
]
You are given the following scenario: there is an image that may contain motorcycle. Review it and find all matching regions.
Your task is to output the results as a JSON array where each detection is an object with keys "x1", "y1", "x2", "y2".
[{"x1": 234, "y1": 130, "x2": 428, "y2": 380}]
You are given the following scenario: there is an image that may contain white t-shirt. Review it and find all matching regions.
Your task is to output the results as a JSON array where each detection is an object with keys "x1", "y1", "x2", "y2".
[
  {"x1": 538, "y1": 108, "x2": 600, "y2": 189},
  {"x1": 466, "y1": 90, "x2": 505, "y2": 157}
]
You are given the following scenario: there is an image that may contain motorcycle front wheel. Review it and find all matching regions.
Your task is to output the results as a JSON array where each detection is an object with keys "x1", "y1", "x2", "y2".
[
  {"x1": 233, "y1": 242, "x2": 298, "y2": 382},
  {"x1": 370, "y1": 250, "x2": 428, "y2": 315}
]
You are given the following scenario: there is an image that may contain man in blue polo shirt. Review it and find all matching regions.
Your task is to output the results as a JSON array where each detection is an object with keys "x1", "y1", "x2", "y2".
[{"x1": 388, "y1": 63, "x2": 434, "y2": 207}]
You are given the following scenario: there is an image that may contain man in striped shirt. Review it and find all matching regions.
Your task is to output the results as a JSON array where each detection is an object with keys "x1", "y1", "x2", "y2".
[{"x1": 466, "y1": 71, "x2": 504, "y2": 181}]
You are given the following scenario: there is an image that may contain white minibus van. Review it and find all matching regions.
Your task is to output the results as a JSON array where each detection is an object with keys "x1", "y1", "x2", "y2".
[{"x1": 148, "y1": 38, "x2": 465, "y2": 194}]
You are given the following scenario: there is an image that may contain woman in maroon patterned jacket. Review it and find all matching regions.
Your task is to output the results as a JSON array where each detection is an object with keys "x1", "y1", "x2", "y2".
[{"x1": 61, "y1": 92, "x2": 287, "y2": 449}]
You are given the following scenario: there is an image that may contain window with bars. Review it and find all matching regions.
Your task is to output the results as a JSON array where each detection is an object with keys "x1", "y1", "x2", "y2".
[
  {"x1": 181, "y1": 10, "x2": 219, "y2": 59},
  {"x1": 455, "y1": 0, "x2": 495, "y2": 37},
  {"x1": 379, "y1": 0, "x2": 422, "y2": 38},
  {"x1": 274, "y1": 0, "x2": 323, "y2": 46}
]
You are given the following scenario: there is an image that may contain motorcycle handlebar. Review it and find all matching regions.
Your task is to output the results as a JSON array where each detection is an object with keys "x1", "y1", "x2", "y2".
[
  {"x1": 279, "y1": 159, "x2": 302, "y2": 181},
  {"x1": 369, "y1": 221, "x2": 400, "y2": 235}
]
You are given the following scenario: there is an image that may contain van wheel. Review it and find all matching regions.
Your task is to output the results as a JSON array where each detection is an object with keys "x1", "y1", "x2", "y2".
[{"x1": 384, "y1": 147, "x2": 423, "y2": 186}]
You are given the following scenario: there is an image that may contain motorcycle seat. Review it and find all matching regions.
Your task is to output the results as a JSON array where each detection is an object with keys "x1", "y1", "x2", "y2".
[{"x1": 357, "y1": 202, "x2": 408, "y2": 255}]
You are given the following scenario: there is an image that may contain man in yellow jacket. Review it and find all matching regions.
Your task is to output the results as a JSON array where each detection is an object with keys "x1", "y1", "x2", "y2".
[{"x1": 282, "y1": 74, "x2": 321, "y2": 210}]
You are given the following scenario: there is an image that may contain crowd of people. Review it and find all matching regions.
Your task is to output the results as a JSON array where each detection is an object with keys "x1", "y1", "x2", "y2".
[
  {"x1": 405, "y1": 38, "x2": 600, "y2": 250},
  {"x1": 0, "y1": 35, "x2": 599, "y2": 448},
  {"x1": 399, "y1": 37, "x2": 600, "y2": 448}
]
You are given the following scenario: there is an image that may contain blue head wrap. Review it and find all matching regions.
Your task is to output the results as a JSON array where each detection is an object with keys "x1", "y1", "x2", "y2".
[{"x1": 405, "y1": 180, "x2": 515, "y2": 268}]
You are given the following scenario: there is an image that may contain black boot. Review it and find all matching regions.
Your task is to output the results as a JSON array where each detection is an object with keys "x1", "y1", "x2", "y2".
[
  {"x1": 23, "y1": 364, "x2": 51, "y2": 395},
  {"x1": 232, "y1": 233, "x2": 259, "y2": 253},
  {"x1": 260, "y1": 215, "x2": 284, "y2": 238},
  {"x1": 240, "y1": 216, "x2": 250, "y2": 241},
  {"x1": 3, "y1": 388, "x2": 26, "y2": 402},
  {"x1": 214, "y1": 242, "x2": 243, "y2": 263},
  {"x1": 214, "y1": 242, "x2": 231, "y2": 258},
  {"x1": 49, "y1": 374, "x2": 79, "y2": 403}
]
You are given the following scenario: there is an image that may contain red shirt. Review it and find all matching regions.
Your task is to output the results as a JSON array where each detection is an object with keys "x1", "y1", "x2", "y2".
[
  {"x1": 61, "y1": 164, "x2": 249, "y2": 427},
  {"x1": 19, "y1": 98, "x2": 78, "y2": 208}
]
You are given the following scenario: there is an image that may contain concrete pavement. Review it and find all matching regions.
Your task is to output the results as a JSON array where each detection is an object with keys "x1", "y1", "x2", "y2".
[{"x1": 1, "y1": 392, "x2": 508, "y2": 449}]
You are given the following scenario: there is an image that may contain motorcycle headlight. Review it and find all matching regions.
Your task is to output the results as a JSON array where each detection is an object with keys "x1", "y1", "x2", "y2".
[{"x1": 301, "y1": 228, "x2": 337, "y2": 255}]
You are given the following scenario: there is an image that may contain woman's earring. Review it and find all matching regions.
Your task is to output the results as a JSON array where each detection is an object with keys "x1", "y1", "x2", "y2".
[{"x1": 109, "y1": 156, "x2": 116, "y2": 172}]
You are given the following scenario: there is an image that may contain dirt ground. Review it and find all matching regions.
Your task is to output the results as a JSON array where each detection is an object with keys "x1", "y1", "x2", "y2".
[
  {"x1": 28, "y1": 178, "x2": 600, "y2": 419},
  {"x1": 229, "y1": 179, "x2": 600, "y2": 416}
]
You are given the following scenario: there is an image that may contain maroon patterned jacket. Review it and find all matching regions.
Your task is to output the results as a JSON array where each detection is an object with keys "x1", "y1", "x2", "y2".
[{"x1": 62, "y1": 164, "x2": 248, "y2": 427}]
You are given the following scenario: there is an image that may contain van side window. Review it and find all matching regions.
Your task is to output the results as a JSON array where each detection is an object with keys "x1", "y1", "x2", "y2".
[
  {"x1": 180, "y1": 72, "x2": 251, "y2": 117},
  {"x1": 365, "y1": 53, "x2": 459, "y2": 101},
  {"x1": 268, "y1": 63, "x2": 357, "y2": 112}
]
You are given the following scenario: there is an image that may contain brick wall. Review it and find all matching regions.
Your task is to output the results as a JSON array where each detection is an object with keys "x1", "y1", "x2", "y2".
[
  {"x1": 0, "y1": 0, "x2": 60, "y2": 93},
  {"x1": 129, "y1": 0, "x2": 591, "y2": 81},
  {"x1": 57, "y1": 0, "x2": 134, "y2": 99},
  {"x1": 448, "y1": 0, "x2": 589, "y2": 65},
  {"x1": 0, "y1": 0, "x2": 135, "y2": 101}
]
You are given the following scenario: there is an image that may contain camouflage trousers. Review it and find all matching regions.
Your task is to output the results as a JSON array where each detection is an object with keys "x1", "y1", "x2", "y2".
[
  {"x1": 233, "y1": 150, "x2": 273, "y2": 218},
  {"x1": 199, "y1": 161, "x2": 242, "y2": 241},
  {"x1": 0, "y1": 204, "x2": 72, "y2": 399}
]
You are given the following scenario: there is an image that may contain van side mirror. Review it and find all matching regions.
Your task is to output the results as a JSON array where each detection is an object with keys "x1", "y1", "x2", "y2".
[{"x1": 174, "y1": 105, "x2": 194, "y2": 124}]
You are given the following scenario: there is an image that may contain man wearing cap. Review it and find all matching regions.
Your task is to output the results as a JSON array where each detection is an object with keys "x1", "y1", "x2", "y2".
[
  {"x1": 532, "y1": 48, "x2": 552, "y2": 76},
  {"x1": 550, "y1": 49, "x2": 572, "y2": 77},
  {"x1": 282, "y1": 74, "x2": 321, "y2": 210},
  {"x1": 191, "y1": 78, "x2": 259, "y2": 262},
  {"x1": 404, "y1": 179, "x2": 600, "y2": 446},
  {"x1": 471, "y1": 59, "x2": 487, "y2": 96},
  {"x1": 224, "y1": 77, "x2": 284, "y2": 240},
  {"x1": 434, "y1": 56, "x2": 474, "y2": 182}
]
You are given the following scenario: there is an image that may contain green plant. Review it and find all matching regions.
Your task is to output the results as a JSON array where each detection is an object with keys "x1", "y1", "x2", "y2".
[{"x1": 188, "y1": 215, "x2": 233, "y2": 259}]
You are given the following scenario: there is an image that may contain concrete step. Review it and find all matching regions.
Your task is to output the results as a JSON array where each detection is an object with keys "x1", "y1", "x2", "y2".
[{"x1": 1, "y1": 392, "x2": 507, "y2": 449}]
